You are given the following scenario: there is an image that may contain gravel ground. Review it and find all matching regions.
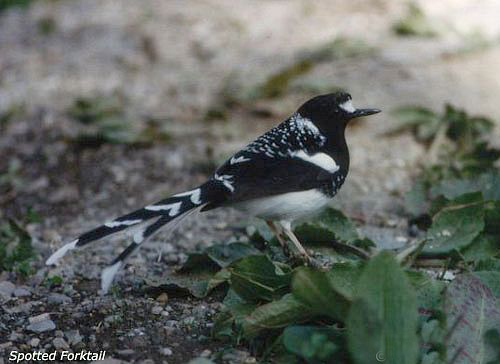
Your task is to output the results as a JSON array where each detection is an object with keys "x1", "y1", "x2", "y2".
[{"x1": 1, "y1": 1, "x2": 500, "y2": 363}]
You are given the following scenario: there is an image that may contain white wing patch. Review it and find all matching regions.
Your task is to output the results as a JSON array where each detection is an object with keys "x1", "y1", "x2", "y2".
[
  {"x1": 292, "y1": 151, "x2": 339, "y2": 173},
  {"x1": 173, "y1": 188, "x2": 202, "y2": 205},
  {"x1": 104, "y1": 219, "x2": 143, "y2": 228},
  {"x1": 214, "y1": 173, "x2": 235, "y2": 192},
  {"x1": 230, "y1": 155, "x2": 251, "y2": 165},
  {"x1": 145, "y1": 202, "x2": 182, "y2": 216},
  {"x1": 339, "y1": 100, "x2": 356, "y2": 113}
]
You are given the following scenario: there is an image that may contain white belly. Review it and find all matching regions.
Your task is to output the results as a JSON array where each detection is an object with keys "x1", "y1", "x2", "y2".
[{"x1": 232, "y1": 189, "x2": 331, "y2": 221}]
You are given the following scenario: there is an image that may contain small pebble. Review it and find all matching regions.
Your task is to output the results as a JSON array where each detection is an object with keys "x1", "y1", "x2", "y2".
[
  {"x1": 0, "y1": 281, "x2": 15, "y2": 300},
  {"x1": 13, "y1": 287, "x2": 31, "y2": 297},
  {"x1": 52, "y1": 337, "x2": 70, "y2": 350},
  {"x1": 47, "y1": 293, "x2": 73, "y2": 305},
  {"x1": 159, "y1": 347, "x2": 172, "y2": 356},
  {"x1": 29, "y1": 338, "x2": 40, "y2": 347},
  {"x1": 151, "y1": 306, "x2": 163, "y2": 315},
  {"x1": 200, "y1": 349, "x2": 211, "y2": 357},
  {"x1": 156, "y1": 293, "x2": 168, "y2": 304},
  {"x1": 27, "y1": 319, "x2": 56, "y2": 333},
  {"x1": 29, "y1": 313, "x2": 50, "y2": 324}
]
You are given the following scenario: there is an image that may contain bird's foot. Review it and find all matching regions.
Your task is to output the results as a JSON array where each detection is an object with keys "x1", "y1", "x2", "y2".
[{"x1": 299, "y1": 251, "x2": 325, "y2": 270}]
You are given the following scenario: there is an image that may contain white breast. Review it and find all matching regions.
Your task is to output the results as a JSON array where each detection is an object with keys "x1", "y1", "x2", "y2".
[{"x1": 233, "y1": 189, "x2": 331, "y2": 221}]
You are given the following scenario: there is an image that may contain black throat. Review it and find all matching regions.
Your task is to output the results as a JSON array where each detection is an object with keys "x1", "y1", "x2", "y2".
[{"x1": 320, "y1": 123, "x2": 350, "y2": 177}]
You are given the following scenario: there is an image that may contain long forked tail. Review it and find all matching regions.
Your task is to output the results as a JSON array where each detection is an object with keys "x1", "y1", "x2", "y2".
[{"x1": 46, "y1": 181, "x2": 225, "y2": 293}]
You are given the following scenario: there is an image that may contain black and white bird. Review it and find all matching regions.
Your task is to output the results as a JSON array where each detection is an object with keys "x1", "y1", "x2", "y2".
[{"x1": 46, "y1": 92, "x2": 380, "y2": 292}]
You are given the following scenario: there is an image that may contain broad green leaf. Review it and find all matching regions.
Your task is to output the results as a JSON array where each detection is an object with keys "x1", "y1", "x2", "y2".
[
  {"x1": 476, "y1": 258, "x2": 500, "y2": 272},
  {"x1": 473, "y1": 271, "x2": 500, "y2": 298},
  {"x1": 462, "y1": 234, "x2": 499, "y2": 263},
  {"x1": 149, "y1": 242, "x2": 261, "y2": 298},
  {"x1": 485, "y1": 201, "x2": 500, "y2": 234},
  {"x1": 388, "y1": 106, "x2": 438, "y2": 138},
  {"x1": 430, "y1": 171, "x2": 500, "y2": 201},
  {"x1": 229, "y1": 255, "x2": 291, "y2": 302},
  {"x1": 407, "y1": 272, "x2": 446, "y2": 359},
  {"x1": 291, "y1": 265, "x2": 355, "y2": 321},
  {"x1": 179, "y1": 242, "x2": 262, "y2": 272},
  {"x1": 282, "y1": 326, "x2": 341, "y2": 363},
  {"x1": 241, "y1": 294, "x2": 312, "y2": 338},
  {"x1": 206, "y1": 242, "x2": 262, "y2": 268},
  {"x1": 423, "y1": 193, "x2": 485, "y2": 255},
  {"x1": 143, "y1": 267, "x2": 228, "y2": 298},
  {"x1": 213, "y1": 289, "x2": 258, "y2": 340},
  {"x1": 295, "y1": 208, "x2": 359, "y2": 244},
  {"x1": 445, "y1": 274, "x2": 500, "y2": 363},
  {"x1": 407, "y1": 271, "x2": 445, "y2": 317},
  {"x1": 347, "y1": 252, "x2": 418, "y2": 364}
]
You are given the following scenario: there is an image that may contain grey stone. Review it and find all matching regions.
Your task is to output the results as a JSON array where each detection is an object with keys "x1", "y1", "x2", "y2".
[
  {"x1": 159, "y1": 347, "x2": 172, "y2": 356},
  {"x1": 27, "y1": 319, "x2": 56, "y2": 333},
  {"x1": 116, "y1": 349, "x2": 135, "y2": 357},
  {"x1": 65, "y1": 329, "x2": 83, "y2": 346},
  {"x1": 28, "y1": 313, "x2": 50, "y2": 324},
  {"x1": 47, "y1": 293, "x2": 72, "y2": 305},
  {"x1": 13, "y1": 287, "x2": 31, "y2": 297},
  {"x1": 9, "y1": 332, "x2": 23, "y2": 341},
  {"x1": 29, "y1": 338, "x2": 40, "y2": 347},
  {"x1": 52, "y1": 337, "x2": 69, "y2": 350},
  {"x1": 0, "y1": 281, "x2": 15, "y2": 300},
  {"x1": 151, "y1": 306, "x2": 162, "y2": 315}
]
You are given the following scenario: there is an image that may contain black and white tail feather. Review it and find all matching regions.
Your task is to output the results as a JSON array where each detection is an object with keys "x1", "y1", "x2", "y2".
[{"x1": 46, "y1": 181, "x2": 226, "y2": 293}]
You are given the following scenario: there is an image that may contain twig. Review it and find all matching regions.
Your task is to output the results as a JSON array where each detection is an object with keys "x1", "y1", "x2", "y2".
[
  {"x1": 396, "y1": 238, "x2": 430, "y2": 265},
  {"x1": 328, "y1": 240, "x2": 371, "y2": 260}
]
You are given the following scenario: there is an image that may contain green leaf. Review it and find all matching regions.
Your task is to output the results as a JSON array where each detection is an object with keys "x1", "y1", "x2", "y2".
[
  {"x1": 430, "y1": 171, "x2": 500, "y2": 201},
  {"x1": 241, "y1": 294, "x2": 312, "y2": 338},
  {"x1": 473, "y1": 271, "x2": 500, "y2": 298},
  {"x1": 296, "y1": 208, "x2": 359, "y2": 244},
  {"x1": 205, "y1": 242, "x2": 262, "y2": 268},
  {"x1": 445, "y1": 274, "x2": 500, "y2": 363},
  {"x1": 347, "y1": 252, "x2": 419, "y2": 364},
  {"x1": 476, "y1": 259, "x2": 500, "y2": 272},
  {"x1": 143, "y1": 268, "x2": 227, "y2": 298},
  {"x1": 229, "y1": 255, "x2": 291, "y2": 302},
  {"x1": 423, "y1": 193, "x2": 485, "y2": 255},
  {"x1": 462, "y1": 234, "x2": 499, "y2": 263},
  {"x1": 407, "y1": 271, "x2": 445, "y2": 315},
  {"x1": 485, "y1": 201, "x2": 500, "y2": 234},
  {"x1": 282, "y1": 325, "x2": 341, "y2": 362},
  {"x1": 291, "y1": 264, "x2": 358, "y2": 321},
  {"x1": 147, "y1": 242, "x2": 263, "y2": 298},
  {"x1": 392, "y1": 3, "x2": 438, "y2": 37},
  {"x1": 0, "y1": 219, "x2": 34, "y2": 275}
]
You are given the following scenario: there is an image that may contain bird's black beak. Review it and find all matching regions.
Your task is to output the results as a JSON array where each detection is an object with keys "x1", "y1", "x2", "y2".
[{"x1": 352, "y1": 108, "x2": 381, "y2": 118}]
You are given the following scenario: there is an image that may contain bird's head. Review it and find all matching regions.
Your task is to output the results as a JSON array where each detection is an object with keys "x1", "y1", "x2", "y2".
[{"x1": 297, "y1": 92, "x2": 380, "y2": 132}]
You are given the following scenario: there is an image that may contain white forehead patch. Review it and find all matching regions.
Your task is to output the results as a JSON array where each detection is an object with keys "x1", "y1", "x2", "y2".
[{"x1": 339, "y1": 100, "x2": 356, "y2": 113}]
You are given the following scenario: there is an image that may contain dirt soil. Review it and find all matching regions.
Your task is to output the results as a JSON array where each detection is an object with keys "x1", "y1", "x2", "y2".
[{"x1": 1, "y1": 0, "x2": 500, "y2": 363}]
